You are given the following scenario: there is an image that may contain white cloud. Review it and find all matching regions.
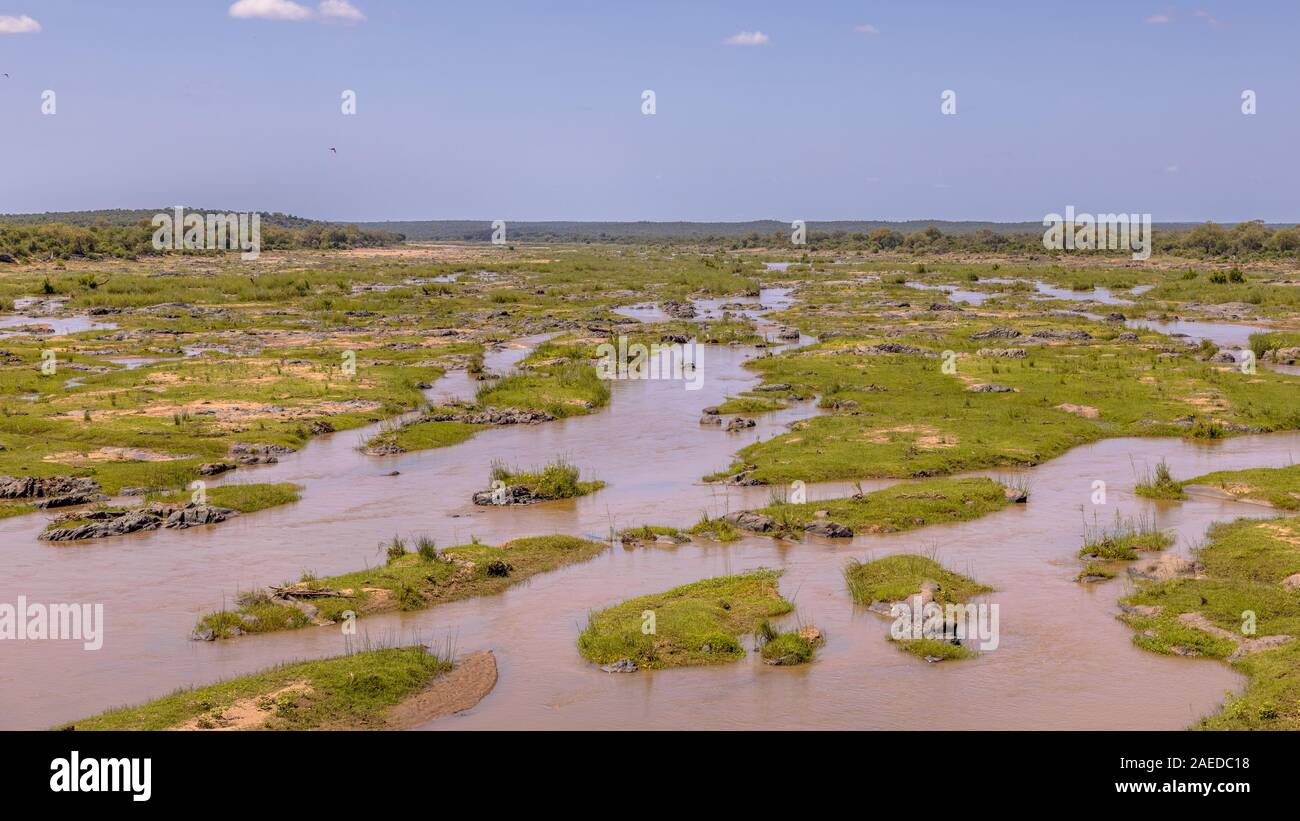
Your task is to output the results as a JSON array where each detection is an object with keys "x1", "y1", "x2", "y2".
[
  {"x1": 229, "y1": 0, "x2": 313, "y2": 21},
  {"x1": 1145, "y1": 13, "x2": 1172, "y2": 24},
  {"x1": 229, "y1": 0, "x2": 365, "y2": 24},
  {"x1": 854, "y1": 24, "x2": 880, "y2": 35},
  {"x1": 0, "y1": 14, "x2": 41, "y2": 34},
  {"x1": 319, "y1": 0, "x2": 365, "y2": 22},
  {"x1": 724, "y1": 31, "x2": 769, "y2": 46}
]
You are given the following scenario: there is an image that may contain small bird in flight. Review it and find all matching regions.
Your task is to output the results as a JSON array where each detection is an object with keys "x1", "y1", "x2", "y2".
[{"x1": 329, "y1": 147, "x2": 337, "y2": 154}]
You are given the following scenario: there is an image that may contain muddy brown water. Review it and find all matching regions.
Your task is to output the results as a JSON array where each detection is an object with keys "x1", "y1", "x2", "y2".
[{"x1": 4, "y1": 296, "x2": 1298, "y2": 729}]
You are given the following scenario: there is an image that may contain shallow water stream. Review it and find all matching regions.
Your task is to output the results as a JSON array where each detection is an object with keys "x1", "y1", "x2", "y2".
[{"x1": 3, "y1": 290, "x2": 1297, "y2": 729}]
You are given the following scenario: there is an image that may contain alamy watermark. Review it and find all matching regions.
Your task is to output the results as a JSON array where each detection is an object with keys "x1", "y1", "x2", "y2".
[
  {"x1": 50, "y1": 751, "x2": 150, "y2": 802},
  {"x1": 596, "y1": 335, "x2": 704, "y2": 391},
  {"x1": 151, "y1": 206, "x2": 261, "y2": 260},
  {"x1": 0, "y1": 596, "x2": 103, "y2": 650},
  {"x1": 1042, "y1": 206, "x2": 1152, "y2": 261},
  {"x1": 890, "y1": 599, "x2": 1000, "y2": 651}
]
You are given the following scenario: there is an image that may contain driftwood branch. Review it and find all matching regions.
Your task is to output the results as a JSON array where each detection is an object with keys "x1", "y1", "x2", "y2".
[{"x1": 269, "y1": 585, "x2": 343, "y2": 599}]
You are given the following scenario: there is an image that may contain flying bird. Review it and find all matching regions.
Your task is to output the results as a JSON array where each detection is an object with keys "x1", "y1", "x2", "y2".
[{"x1": 329, "y1": 147, "x2": 337, "y2": 154}]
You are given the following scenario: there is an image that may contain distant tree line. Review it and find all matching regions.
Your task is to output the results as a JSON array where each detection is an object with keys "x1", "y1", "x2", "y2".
[
  {"x1": 3, "y1": 211, "x2": 1296, "y2": 261},
  {"x1": 0, "y1": 215, "x2": 404, "y2": 262},
  {"x1": 737, "y1": 220, "x2": 1300, "y2": 260}
]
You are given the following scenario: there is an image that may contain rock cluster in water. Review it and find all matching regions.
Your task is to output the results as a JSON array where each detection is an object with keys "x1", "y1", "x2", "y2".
[
  {"x1": 39, "y1": 502, "x2": 238, "y2": 542},
  {"x1": 659, "y1": 300, "x2": 697, "y2": 319},
  {"x1": 0, "y1": 476, "x2": 106, "y2": 509},
  {"x1": 723, "y1": 510, "x2": 855, "y2": 538},
  {"x1": 472, "y1": 485, "x2": 544, "y2": 506},
  {"x1": 425, "y1": 407, "x2": 555, "y2": 426}
]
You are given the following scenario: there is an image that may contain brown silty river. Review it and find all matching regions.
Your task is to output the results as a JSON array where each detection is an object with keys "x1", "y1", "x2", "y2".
[{"x1": 3, "y1": 288, "x2": 1297, "y2": 730}]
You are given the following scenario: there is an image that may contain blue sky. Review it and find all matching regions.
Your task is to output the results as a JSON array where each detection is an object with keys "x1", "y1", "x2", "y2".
[{"x1": 1, "y1": 1, "x2": 1296, "y2": 222}]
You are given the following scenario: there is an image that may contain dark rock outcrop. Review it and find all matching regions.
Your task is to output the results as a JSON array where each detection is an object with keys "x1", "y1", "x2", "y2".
[
  {"x1": 426, "y1": 407, "x2": 555, "y2": 426},
  {"x1": 1031, "y1": 329, "x2": 1092, "y2": 341},
  {"x1": 229, "y1": 443, "x2": 295, "y2": 467},
  {"x1": 723, "y1": 510, "x2": 776, "y2": 532},
  {"x1": 472, "y1": 485, "x2": 541, "y2": 506},
  {"x1": 39, "y1": 502, "x2": 238, "y2": 542},
  {"x1": 803, "y1": 520, "x2": 854, "y2": 538},
  {"x1": 0, "y1": 475, "x2": 102, "y2": 500},
  {"x1": 971, "y1": 327, "x2": 1021, "y2": 340},
  {"x1": 660, "y1": 300, "x2": 697, "y2": 319},
  {"x1": 197, "y1": 462, "x2": 236, "y2": 476},
  {"x1": 976, "y1": 348, "x2": 1027, "y2": 359}
]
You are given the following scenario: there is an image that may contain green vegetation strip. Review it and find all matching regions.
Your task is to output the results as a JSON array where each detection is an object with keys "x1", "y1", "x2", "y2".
[
  {"x1": 577, "y1": 570, "x2": 793, "y2": 668},
  {"x1": 157, "y1": 482, "x2": 302, "y2": 512},
  {"x1": 845, "y1": 554, "x2": 992, "y2": 660},
  {"x1": 1120, "y1": 516, "x2": 1300, "y2": 729},
  {"x1": 1078, "y1": 514, "x2": 1174, "y2": 560},
  {"x1": 197, "y1": 535, "x2": 606, "y2": 639},
  {"x1": 475, "y1": 341, "x2": 611, "y2": 418},
  {"x1": 489, "y1": 458, "x2": 604, "y2": 500},
  {"x1": 757, "y1": 477, "x2": 1011, "y2": 536},
  {"x1": 707, "y1": 318, "x2": 1300, "y2": 484},
  {"x1": 65, "y1": 647, "x2": 449, "y2": 731},
  {"x1": 1184, "y1": 464, "x2": 1300, "y2": 511}
]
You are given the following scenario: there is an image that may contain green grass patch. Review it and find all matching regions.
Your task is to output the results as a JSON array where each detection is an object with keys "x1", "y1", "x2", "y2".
[
  {"x1": 1076, "y1": 561, "x2": 1119, "y2": 582},
  {"x1": 367, "y1": 418, "x2": 480, "y2": 453},
  {"x1": 576, "y1": 570, "x2": 793, "y2": 669},
  {"x1": 757, "y1": 477, "x2": 1009, "y2": 537},
  {"x1": 0, "y1": 502, "x2": 37, "y2": 520},
  {"x1": 490, "y1": 457, "x2": 604, "y2": 499},
  {"x1": 152, "y1": 482, "x2": 302, "y2": 513},
  {"x1": 844, "y1": 554, "x2": 992, "y2": 606},
  {"x1": 196, "y1": 534, "x2": 607, "y2": 639},
  {"x1": 846, "y1": 554, "x2": 992, "y2": 660},
  {"x1": 1119, "y1": 516, "x2": 1300, "y2": 729},
  {"x1": 1079, "y1": 513, "x2": 1174, "y2": 560},
  {"x1": 64, "y1": 646, "x2": 450, "y2": 731},
  {"x1": 891, "y1": 636, "x2": 976, "y2": 661},
  {"x1": 476, "y1": 342, "x2": 610, "y2": 417},
  {"x1": 703, "y1": 319, "x2": 1300, "y2": 484},
  {"x1": 687, "y1": 512, "x2": 741, "y2": 542},
  {"x1": 617, "y1": 524, "x2": 688, "y2": 544},
  {"x1": 1184, "y1": 464, "x2": 1300, "y2": 511},
  {"x1": 1135, "y1": 459, "x2": 1187, "y2": 500},
  {"x1": 757, "y1": 622, "x2": 822, "y2": 665},
  {"x1": 714, "y1": 396, "x2": 790, "y2": 414}
]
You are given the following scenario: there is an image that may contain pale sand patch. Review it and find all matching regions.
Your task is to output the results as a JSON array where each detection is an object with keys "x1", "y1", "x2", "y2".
[
  {"x1": 1184, "y1": 392, "x2": 1229, "y2": 412},
  {"x1": 43, "y1": 446, "x2": 195, "y2": 465},
  {"x1": 1175, "y1": 612, "x2": 1293, "y2": 661},
  {"x1": 386, "y1": 650, "x2": 497, "y2": 728},
  {"x1": 336, "y1": 243, "x2": 555, "y2": 265},
  {"x1": 176, "y1": 682, "x2": 312, "y2": 731},
  {"x1": 862, "y1": 424, "x2": 957, "y2": 449},
  {"x1": 1258, "y1": 522, "x2": 1300, "y2": 546},
  {"x1": 1055, "y1": 403, "x2": 1100, "y2": 419},
  {"x1": 136, "y1": 399, "x2": 383, "y2": 421}
]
